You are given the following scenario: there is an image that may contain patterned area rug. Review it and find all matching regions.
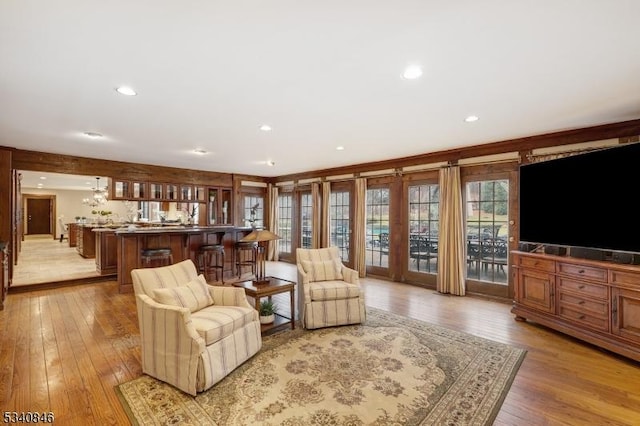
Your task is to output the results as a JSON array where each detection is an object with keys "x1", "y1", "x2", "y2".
[{"x1": 116, "y1": 308, "x2": 526, "y2": 425}]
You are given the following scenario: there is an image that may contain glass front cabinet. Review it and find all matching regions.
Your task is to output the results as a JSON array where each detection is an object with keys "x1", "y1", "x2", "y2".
[
  {"x1": 111, "y1": 179, "x2": 147, "y2": 200},
  {"x1": 149, "y1": 183, "x2": 164, "y2": 200},
  {"x1": 208, "y1": 187, "x2": 232, "y2": 225}
]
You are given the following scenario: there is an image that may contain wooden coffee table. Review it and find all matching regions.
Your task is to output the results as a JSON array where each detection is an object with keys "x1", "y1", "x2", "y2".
[{"x1": 232, "y1": 277, "x2": 295, "y2": 334}]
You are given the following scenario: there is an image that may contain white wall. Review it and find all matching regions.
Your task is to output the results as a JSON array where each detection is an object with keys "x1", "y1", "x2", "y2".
[{"x1": 22, "y1": 187, "x2": 130, "y2": 236}]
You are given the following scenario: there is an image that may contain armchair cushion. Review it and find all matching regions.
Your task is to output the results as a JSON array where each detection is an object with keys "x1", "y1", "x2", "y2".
[
  {"x1": 191, "y1": 305, "x2": 257, "y2": 345},
  {"x1": 308, "y1": 281, "x2": 361, "y2": 301},
  {"x1": 152, "y1": 274, "x2": 213, "y2": 312},
  {"x1": 300, "y1": 259, "x2": 343, "y2": 282}
]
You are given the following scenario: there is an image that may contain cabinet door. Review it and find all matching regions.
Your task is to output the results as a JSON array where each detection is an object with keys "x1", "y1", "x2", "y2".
[
  {"x1": 1, "y1": 247, "x2": 8, "y2": 310},
  {"x1": 166, "y1": 184, "x2": 179, "y2": 201},
  {"x1": 181, "y1": 185, "x2": 193, "y2": 201},
  {"x1": 208, "y1": 188, "x2": 218, "y2": 224},
  {"x1": 207, "y1": 187, "x2": 233, "y2": 225},
  {"x1": 195, "y1": 186, "x2": 206, "y2": 202},
  {"x1": 220, "y1": 188, "x2": 232, "y2": 224},
  {"x1": 131, "y1": 181, "x2": 147, "y2": 199},
  {"x1": 516, "y1": 268, "x2": 555, "y2": 314},
  {"x1": 149, "y1": 183, "x2": 163, "y2": 200},
  {"x1": 112, "y1": 180, "x2": 130, "y2": 199},
  {"x1": 611, "y1": 288, "x2": 640, "y2": 344}
]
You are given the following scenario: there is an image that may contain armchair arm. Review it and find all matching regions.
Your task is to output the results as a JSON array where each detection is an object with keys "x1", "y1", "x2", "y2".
[
  {"x1": 136, "y1": 294, "x2": 205, "y2": 396},
  {"x1": 297, "y1": 263, "x2": 310, "y2": 284},
  {"x1": 341, "y1": 266, "x2": 360, "y2": 285}
]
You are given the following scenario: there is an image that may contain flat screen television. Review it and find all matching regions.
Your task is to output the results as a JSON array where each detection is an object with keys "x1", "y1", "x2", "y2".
[{"x1": 519, "y1": 142, "x2": 640, "y2": 255}]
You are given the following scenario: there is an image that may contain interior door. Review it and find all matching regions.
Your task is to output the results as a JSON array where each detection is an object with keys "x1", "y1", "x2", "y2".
[{"x1": 26, "y1": 198, "x2": 52, "y2": 235}]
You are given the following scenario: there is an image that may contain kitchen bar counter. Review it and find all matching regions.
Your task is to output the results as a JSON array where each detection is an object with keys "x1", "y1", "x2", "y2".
[{"x1": 115, "y1": 225, "x2": 254, "y2": 293}]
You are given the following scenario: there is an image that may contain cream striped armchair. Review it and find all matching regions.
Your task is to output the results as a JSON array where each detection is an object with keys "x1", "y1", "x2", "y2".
[
  {"x1": 296, "y1": 247, "x2": 366, "y2": 329},
  {"x1": 131, "y1": 259, "x2": 262, "y2": 396}
]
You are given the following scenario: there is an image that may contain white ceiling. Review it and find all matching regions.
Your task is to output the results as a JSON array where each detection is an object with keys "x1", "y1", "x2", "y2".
[
  {"x1": 2, "y1": 1, "x2": 639, "y2": 179},
  {"x1": 20, "y1": 171, "x2": 108, "y2": 191}
]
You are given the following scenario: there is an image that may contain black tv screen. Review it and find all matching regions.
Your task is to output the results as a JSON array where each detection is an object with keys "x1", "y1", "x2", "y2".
[{"x1": 519, "y1": 142, "x2": 640, "y2": 254}]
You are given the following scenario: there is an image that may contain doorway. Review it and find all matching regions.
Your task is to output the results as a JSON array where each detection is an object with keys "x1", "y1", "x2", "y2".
[{"x1": 24, "y1": 195, "x2": 55, "y2": 236}]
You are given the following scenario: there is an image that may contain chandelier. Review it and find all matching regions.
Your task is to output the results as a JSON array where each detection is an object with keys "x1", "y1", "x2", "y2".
[{"x1": 83, "y1": 177, "x2": 108, "y2": 207}]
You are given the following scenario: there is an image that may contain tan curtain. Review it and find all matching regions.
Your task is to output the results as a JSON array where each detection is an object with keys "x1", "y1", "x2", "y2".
[
  {"x1": 353, "y1": 178, "x2": 367, "y2": 277},
  {"x1": 321, "y1": 181, "x2": 331, "y2": 248},
  {"x1": 437, "y1": 166, "x2": 466, "y2": 295},
  {"x1": 267, "y1": 184, "x2": 279, "y2": 261},
  {"x1": 311, "y1": 182, "x2": 321, "y2": 249}
]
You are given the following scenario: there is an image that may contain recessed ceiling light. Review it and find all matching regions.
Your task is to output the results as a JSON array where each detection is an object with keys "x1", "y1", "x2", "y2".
[
  {"x1": 260, "y1": 124, "x2": 272, "y2": 132},
  {"x1": 116, "y1": 86, "x2": 137, "y2": 96},
  {"x1": 193, "y1": 149, "x2": 208, "y2": 155},
  {"x1": 336, "y1": 146, "x2": 345, "y2": 151},
  {"x1": 464, "y1": 115, "x2": 479, "y2": 123},
  {"x1": 402, "y1": 65, "x2": 423, "y2": 80},
  {"x1": 83, "y1": 131, "x2": 103, "y2": 139},
  {"x1": 39, "y1": 176, "x2": 46, "y2": 180}
]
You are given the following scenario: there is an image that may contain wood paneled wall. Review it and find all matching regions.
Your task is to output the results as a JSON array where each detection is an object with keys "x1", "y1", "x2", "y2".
[
  {"x1": 10, "y1": 149, "x2": 236, "y2": 187},
  {"x1": 0, "y1": 149, "x2": 11, "y2": 244},
  {"x1": 269, "y1": 118, "x2": 640, "y2": 184}
]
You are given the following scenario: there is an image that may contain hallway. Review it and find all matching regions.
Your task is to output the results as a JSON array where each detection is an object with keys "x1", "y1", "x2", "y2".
[{"x1": 12, "y1": 234, "x2": 100, "y2": 286}]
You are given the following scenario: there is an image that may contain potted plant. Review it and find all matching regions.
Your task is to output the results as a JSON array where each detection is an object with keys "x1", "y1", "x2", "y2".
[{"x1": 259, "y1": 300, "x2": 277, "y2": 324}]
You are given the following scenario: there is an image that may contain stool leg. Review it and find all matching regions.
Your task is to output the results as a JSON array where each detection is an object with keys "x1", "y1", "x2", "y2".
[
  {"x1": 236, "y1": 250, "x2": 241, "y2": 278},
  {"x1": 218, "y1": 251, "x2": 224, "y2": 283}
]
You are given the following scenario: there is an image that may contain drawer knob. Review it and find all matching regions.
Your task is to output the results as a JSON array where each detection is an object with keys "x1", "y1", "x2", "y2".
[
  {"x1": 579, "y1": 301, "x2": 585, "y2": 305},
  {"x1": 578, "y1": 269, "x2": 585, "y2": 274},
  {"x1": 578, "y1": 285, "x2": 585, "y2": 289},
  {"x1": 578, "y1": 315, "x2": 586, "y2": 320}
]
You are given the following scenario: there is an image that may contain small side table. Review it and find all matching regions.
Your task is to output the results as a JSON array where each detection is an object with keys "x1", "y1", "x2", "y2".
[{"x1": 233, "y1": 277, "x2": 295, "y2": 334}]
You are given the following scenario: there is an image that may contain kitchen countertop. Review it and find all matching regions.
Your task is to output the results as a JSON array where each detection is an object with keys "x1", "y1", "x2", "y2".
[{"x1": 113, "y1": 225, "x2": 253, "y2": 234}]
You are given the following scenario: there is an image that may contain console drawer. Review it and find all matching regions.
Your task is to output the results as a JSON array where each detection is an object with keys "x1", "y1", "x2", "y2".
[
  {"x1": 610, "y1": 270, "x2": 640, "y2": 288},
  {"x1": 558, "y1": 291, "x2": 609, "y2": 317},
  {"x1": 558, "y1": 303, "x2": 609, "y2": 332},
  {"x1": 516, "y1": 256, "x2": 555, "y2": 272},
  {"x1": 557, "y1": 262, "x2": 607, "y2": 283},
  {"x1": 557, "y1": 278, "x2": 608, "y2": 299}
]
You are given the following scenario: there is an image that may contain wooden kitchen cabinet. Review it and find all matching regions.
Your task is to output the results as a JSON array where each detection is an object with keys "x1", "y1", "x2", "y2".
[{"x1": 208, "y1": 187, "x2": 232, "y2": 225}]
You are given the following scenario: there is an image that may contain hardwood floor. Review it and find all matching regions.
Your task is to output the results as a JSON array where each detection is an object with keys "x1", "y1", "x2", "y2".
[{"x1": 1, "y1": 261, "x2": 639, "y2": 425}]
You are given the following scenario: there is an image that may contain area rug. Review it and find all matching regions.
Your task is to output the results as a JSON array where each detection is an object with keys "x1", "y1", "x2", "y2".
[{"x1": 116, "y1": 308, "x2": 526, "y2": 425}]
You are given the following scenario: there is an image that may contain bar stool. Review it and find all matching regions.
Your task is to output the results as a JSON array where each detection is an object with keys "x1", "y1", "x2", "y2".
[
  {"x1": 141, "y1": 248, "x2": 173, "y2": 267},
  {"x1": 198, "y1": 244, "x2": 225, "y2": 283},
  {"x1": 235, "y1": 241, "x2": 257, "y2": 278}
]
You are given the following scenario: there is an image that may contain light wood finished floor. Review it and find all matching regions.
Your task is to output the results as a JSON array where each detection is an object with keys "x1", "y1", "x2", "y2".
[
  {"x1": 1, "y1": 262, "x2": 639, "y2": 425},
  {"x1": 12, "y1": 235, "x2": 99, "y2": 286}
]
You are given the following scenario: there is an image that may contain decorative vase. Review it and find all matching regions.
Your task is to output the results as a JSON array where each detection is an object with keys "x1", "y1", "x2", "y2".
[{"x1": 260, "y1": 314, "x2": 275, "y2": 324}]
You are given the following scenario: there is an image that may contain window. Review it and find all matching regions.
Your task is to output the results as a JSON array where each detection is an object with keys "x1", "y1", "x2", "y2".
[
  {"x1": 366, "y1": 187, "x2": 390, "y2": 268},
  {"x1": 300, "y1": 192, "x2": 313, "y2": 248},
  {"x1": 465, "y1": 180, "x2": 509, "y2": 284},
  {"x1": 330, "y1": 190, "x2": 350, "y2": 262},
  {"x1": 407, "y1": 184, "x2": 439, "y2": 274},
  {"x1": 278, "y1": 193, "x2": 293, "y2": 254}
]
